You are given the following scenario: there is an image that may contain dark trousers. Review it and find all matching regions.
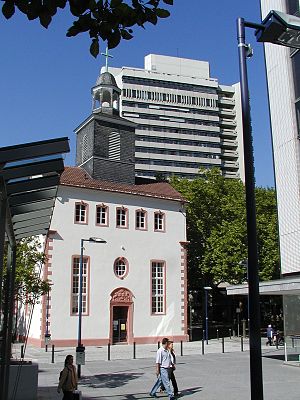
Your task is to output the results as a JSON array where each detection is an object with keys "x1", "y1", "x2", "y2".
[
  {"x1": 62, "y1": 391, "x2": 74, "y2": 400},
  {"x1": 161, "y1": 368, "x2": 179, "y2": 395},
  {"x1": 170, "y1": 369, "x2": 178, "y2": 395}
]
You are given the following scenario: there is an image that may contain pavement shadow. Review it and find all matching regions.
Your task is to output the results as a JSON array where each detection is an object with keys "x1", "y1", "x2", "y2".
[
  {"x1": 179, "y1": 386, "x2": 202, "y2": 397},
  {"x1": 80, "y1": 372, "x2": 143, "y2": 389},
  {"x1": 262, "y1": 353, "x2": 285, "y2": 361}
]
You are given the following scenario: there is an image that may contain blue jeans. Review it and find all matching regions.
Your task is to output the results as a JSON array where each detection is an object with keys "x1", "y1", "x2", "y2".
[{"x1": 150, "y1": 368, "x2": 174, "y2": 398}]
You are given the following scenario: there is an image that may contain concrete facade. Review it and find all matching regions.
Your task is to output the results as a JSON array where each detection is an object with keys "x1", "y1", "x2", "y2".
[
  {"x1": 93, "y1": 54, "x2": 244, "y2": 181},
  {"x1": 261, "y1": 0, "x2": 300, "y2": 275}
]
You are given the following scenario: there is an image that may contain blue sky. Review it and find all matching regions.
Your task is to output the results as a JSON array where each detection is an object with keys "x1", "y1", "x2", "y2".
[{"x1": 0, "y1": 0, "x2": 275, "y2": 187}]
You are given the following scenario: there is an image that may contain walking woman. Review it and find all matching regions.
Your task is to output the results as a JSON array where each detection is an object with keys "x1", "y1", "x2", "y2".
[
  {"x1": 57, "y1": 355, "x2": 78, "y2": 400},
  {"x1": 168, "y1": 341, "x2": 179, "y2": 397}
]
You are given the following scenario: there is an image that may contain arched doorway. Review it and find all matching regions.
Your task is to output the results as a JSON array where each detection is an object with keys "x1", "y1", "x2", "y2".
[{"x1": 110, "y1": 288, "x2": 134, "y2": 344}]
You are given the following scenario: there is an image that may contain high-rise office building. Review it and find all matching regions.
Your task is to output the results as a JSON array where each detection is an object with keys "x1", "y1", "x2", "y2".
[
  {"x1": 260, "y1": 0, "x2": 300, "y2": 362},
  {"x1": 92, "y1": 54, "x2": 244, "y2": 181}
]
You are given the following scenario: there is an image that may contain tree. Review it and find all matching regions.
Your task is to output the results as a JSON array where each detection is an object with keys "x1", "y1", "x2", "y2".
[
  {"x1": 1, "y1": 0, "x2": 173, "y2": 57},
  {"x1": 3, "y1": 236, "x2": 50, "y2": 306},
  {"x1": 171, "y1": 169, "x2": 280, "y2": 290}
]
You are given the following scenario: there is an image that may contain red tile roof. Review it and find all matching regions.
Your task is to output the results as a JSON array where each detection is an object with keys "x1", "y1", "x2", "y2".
[{"x1": 60, "y1": 167, "x2": 186, "y2": 203}]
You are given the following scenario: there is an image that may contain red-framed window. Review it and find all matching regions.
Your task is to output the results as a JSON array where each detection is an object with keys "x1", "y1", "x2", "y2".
[
  {"x1": 113, "y1": 257, "x2": 129, "y2": 279},
  {"x1": 151, "y1": 261, "x2": 166, "y2": 314},
  {"x1": 74, "y1": 202, "x2": 88, "y2": 224},
  {"x1": 136, "y1": 209, "x2": 147, "y2": 230},
  {"x1": 154, "y1": 211, "x2": 165, "y2": 232},
  {"x1": 96, "y1": 204, "x2": 109, "y2": 226},
  {"x1": 116, "y1": 207, "x2": 128, "y2": 228},
  {"x1": 71, "y1": 256, "x2": 89, "y2": 315}
]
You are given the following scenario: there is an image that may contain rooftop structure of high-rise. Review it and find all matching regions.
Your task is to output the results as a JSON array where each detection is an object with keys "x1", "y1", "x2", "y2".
[{"x1": 92, "y1": 54, "x2": 245, "y2": 181}]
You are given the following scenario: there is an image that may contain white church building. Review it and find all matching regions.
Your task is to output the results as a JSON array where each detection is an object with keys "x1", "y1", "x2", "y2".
[{"x1": 27, "y1": 70, "x2": 188, "y2": 347}]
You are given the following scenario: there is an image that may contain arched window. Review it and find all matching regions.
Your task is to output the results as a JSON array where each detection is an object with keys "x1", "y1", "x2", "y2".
[{"x1": 114, "y1": 257, "x2": 129, "y2": 279}]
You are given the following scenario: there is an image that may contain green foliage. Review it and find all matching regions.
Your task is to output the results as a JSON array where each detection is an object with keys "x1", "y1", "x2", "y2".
[
  {"x1": 4, "y1": 237, "x2": 50, "y2": 305},
  {"x1": 1, "y1": 0, "x2": 173, "y2": 57},
  {"x1": 171, "y1": 169, "x2": 280, "y2": 289}
]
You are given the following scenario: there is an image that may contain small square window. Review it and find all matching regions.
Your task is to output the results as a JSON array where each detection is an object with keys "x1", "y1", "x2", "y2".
[
  {"x1": 96, "y1": 205, "x2": 108, "y2": 226},
  {"x1": 116, "y1": 207, "x2": 128, "y2": 228},
  {"x1": 154, "y1": 212, "x2": 165, "y2": 232},
  {"x1": 75, "y1": 203, "x2": 88, "y2": 224},
  {"x1": 136, "y1": 210, "x2": 147, "y2": 230}
]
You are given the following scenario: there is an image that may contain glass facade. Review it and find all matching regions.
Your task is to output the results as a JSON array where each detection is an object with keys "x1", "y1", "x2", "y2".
[{"x1": 283, "y1": 295, "x2": 300, "y2": 361}]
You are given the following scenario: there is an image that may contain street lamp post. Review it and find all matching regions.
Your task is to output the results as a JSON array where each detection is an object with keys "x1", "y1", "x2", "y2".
[
  {"x1": 236, "y1": 10, "x2": 300, "y2": 400},
  {"x1": 77, "y1": 237, "x2": 106, "y2": 379},
  {"x1": 204, "y1": 286, "x2": 212, "y2": 344}
]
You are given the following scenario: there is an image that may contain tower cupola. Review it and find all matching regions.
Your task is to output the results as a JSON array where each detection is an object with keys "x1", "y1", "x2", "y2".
[{"x1": 92, "y1": 71, "x2": 121, "y2": 115}]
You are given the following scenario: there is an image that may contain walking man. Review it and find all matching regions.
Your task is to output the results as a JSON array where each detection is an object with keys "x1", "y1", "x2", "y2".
[{"x1": 149, "y1": 338, "x2": 174, "y2": 399}]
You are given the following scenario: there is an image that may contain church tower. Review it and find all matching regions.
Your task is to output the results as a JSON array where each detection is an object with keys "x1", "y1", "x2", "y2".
[{"x1": 75, "y1": 67, "x2": 136, "y2": 185}]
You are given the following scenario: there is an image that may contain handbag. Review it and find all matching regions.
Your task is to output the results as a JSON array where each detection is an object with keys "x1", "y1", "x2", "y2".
[{"x1": 73, "y1": 390, "x2": 82, "y2": 400}]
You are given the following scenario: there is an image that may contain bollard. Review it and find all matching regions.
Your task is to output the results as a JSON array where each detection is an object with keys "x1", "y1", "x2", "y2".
[
  {"x1": 229, "y1": 329, "x2": 232, "y2": 339},
  {"x1": 51, "y1": 344, "x2": 55, "y2": 363},
  {"x1": 108, "y1": 342, "x2": 111, "y2": 361},
  {"x1": 133, "y1": 342, "x2": 136, "y2": 359},
  {"x1": 180, "y1": 341, "x2": 183, "y2": 356},
  {"x1": 241, "y1": 336, "x2": 244, "y2": 352},
  {"x1": 222, "y1": 337, "x2": 225, "y2": 353},
  {"x1": 21, "y1": 345, "x2": 24, "y2": 359},
  {"x1": 45, "y1": 344, "x2": 48, "y2": 353},
  {"x1": 217, "y1": 329, "x2": 219, "y2": 340},
  {"x1": 158, "y1": 341, "x2": 160, "y2": 349}
]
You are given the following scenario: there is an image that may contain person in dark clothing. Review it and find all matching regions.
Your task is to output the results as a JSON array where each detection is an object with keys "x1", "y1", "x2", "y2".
[
  {"x1": 160, "y1": 341, "x2": 179, "y2": 397},
  {"x1": 266, "y1": 324, "x2": 274, "y2": 346},
  {"x1": 168, "y1": 341, "x2": 179, "y2": 397},
  {"x1": 57, "y1": 355, "x2": 78, "y2": 400}
]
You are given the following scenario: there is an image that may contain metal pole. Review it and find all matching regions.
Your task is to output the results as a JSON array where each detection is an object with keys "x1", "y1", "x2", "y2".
[
  {"x1": 21, "y1": 345, "x2": 24, "y2": 359},
  {"x1": 77, "y1": 239, "x2": 84, "y2": 379},
  {"x1": 108, "y1": 342, "x2": 111, "y2": 361},
  {"x1": 189, "y1": 302, "x2": 193, "y2": 341},
  {"x1": 205, "y1": 290, "x2": 208, "y2": 344},
  {"x1": 3, "y1": 244, "x2": 17, "y2": 400},
  {"x1": 0, "y1": 192, "x2": 7, "y2": 321},
  {"x1": 237, "y1": 17, "x2": 264, "y2": 400}
]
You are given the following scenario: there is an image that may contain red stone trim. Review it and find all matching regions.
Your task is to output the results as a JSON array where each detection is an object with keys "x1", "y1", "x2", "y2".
[
  {"x1": 40, "y1": 234, "x2": 55, "y2": 341},
  {"x1": 110, "y1": 288, "x2": 134, "y2": 344},
  {"x1": 26, "y1": 335, "x2": 189, "y2": 348},
  {"x1": 180, "y1": 242, "x2": 188, "y2": 337}
]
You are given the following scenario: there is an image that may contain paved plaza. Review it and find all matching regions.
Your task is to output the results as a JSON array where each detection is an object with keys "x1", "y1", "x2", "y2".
[{"x1": 12, "y1": 339, "x2": 300, "y2": 400}]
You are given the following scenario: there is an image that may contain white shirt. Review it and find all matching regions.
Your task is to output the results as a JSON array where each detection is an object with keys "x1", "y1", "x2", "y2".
[{"x1": 156, "y1": 346, "x2": 172, "y2": 368}]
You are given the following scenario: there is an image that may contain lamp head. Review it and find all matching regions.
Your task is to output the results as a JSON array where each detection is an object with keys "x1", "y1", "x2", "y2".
[
  {"x1": 256, "y1": 10, "x2": 300, "y2": 49},
  {"x1": 89, "y1": 237, "x2": 107, "y2": 243}
]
